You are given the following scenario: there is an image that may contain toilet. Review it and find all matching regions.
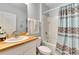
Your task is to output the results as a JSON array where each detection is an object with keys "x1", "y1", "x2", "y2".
[
  {"x1": 38, "y1": 46, "x2": 52, "y2": 55},
  {"x1": 36, "y1": 37, "x2": 52, "y2": 55}
]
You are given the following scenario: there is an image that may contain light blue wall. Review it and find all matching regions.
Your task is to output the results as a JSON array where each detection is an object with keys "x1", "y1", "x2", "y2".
[
  {"x1": 28, "y1": 3, "x2": 40, "y2": 20},
  {"x1": 0, "y1": 3, "x2": 27, "y2": 32},
  {"x1": 28, "y1": 3, "x2": 41, "y2": 35}
]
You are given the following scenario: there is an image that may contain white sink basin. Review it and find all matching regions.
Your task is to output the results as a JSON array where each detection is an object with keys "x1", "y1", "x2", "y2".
[{"x1": 4, "y1": 36, "x2": 29, "y2": 42}]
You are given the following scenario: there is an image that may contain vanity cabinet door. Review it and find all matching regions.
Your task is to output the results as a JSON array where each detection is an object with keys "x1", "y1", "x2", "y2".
[
  {"x1": 23, "y1": 46, "x2": 36, "y2": 55},
  {"x1": 23, "y1": 39, "x2": 37, "y2": 55}
]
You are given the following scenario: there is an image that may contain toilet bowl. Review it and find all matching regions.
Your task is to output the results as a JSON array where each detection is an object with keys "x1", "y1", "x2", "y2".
[
  {"x1": 36, "y1": 37, "x2": 52, "y2": 55},
  {"x1": 38, "y1": 46, "x2": 52, "y2": 55}
]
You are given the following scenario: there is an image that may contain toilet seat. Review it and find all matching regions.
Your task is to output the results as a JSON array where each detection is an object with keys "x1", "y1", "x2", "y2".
[{"x1": 38, "y1": 46, "x2": 51, "y2": 55}]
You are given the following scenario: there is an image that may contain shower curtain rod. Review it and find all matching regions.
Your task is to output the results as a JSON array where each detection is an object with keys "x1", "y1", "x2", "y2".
[{"x1": 43, "y1": 3, "x2": 69, "y2": 14}]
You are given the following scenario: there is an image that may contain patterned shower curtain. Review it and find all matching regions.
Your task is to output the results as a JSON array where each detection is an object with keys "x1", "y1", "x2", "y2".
[{"x1": 56, "y1": 3, "x2": 79, "y2": 55}]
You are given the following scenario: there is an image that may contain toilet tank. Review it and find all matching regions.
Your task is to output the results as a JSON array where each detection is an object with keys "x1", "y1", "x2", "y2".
[{"x1": 42, "y1": 40, "x2": 56, "y2": 55}]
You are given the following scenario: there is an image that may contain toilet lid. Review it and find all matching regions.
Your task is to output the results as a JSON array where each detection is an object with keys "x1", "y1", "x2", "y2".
[{"x1": 38, "y1": 46, "x2": 51, "y2": 53}]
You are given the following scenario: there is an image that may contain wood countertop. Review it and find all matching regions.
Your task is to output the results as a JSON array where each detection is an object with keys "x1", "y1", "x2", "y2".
[{"x1": 0, "y1": 36, "x2": 38, "y2": 51}]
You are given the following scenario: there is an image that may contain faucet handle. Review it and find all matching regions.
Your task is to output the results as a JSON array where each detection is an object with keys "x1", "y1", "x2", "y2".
[
  {"x1": 12, "y1": 31, "x2": 19, "y2": 37},
  {"x1": 12, "y1": 31, "x2": 16, "y2": 34}
]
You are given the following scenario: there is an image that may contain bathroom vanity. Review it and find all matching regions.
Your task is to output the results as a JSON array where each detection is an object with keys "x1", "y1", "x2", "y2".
[{"x1": 0, "y1": 36, "x2": 38, "y2": 55}]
